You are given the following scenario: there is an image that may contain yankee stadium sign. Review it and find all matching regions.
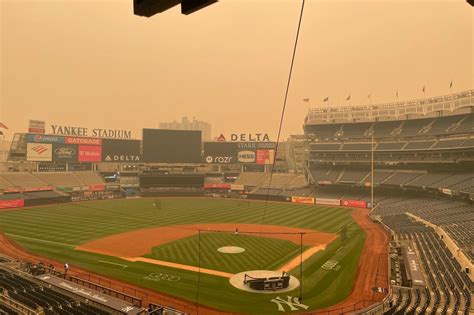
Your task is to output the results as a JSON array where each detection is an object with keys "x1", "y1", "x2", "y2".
[{"x1": 51, "y1": 125, "x2": 132, "y2": 139}]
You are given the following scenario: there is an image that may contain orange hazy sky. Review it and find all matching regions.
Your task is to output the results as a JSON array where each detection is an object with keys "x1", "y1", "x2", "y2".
[{"x1": 1, "y1": 0, "x2": 473, "y2": 140}]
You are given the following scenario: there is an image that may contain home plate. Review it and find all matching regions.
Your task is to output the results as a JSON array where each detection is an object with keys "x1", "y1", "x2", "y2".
[{"x1": 217, "y1": 246, "x2": 245, "y2": 254}]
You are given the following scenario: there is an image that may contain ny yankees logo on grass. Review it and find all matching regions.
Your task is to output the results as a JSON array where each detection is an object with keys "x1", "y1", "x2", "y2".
[
  {"x1": 144, "y1": 272, "x2": 181, "y2": 282},
  {"x1": 270, "y1": 296, "x2": 309, "y2": 312}
]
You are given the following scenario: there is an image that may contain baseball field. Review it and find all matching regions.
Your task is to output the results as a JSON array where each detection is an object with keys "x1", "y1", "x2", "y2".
[{"x1": 0, "y1": 198, "x2": 382, "y2": 314}]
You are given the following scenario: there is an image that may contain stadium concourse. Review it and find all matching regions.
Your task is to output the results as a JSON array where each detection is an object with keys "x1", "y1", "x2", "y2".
[{"x1": 0, "y1": 90, "x2": 473, "y2": 314}]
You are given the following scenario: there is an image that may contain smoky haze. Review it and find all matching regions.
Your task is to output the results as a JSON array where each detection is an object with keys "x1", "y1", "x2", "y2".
[{"x1": 1, "y1": 0, "x2": 472, "y2": 140}]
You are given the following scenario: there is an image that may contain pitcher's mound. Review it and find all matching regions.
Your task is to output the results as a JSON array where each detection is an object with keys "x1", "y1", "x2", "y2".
[
  {"x1": 229, "y1": 270, "x2": 299, "y2": 293},
  {"x1": 217, "y1": 246, "x2": 245, "y2": 254}
]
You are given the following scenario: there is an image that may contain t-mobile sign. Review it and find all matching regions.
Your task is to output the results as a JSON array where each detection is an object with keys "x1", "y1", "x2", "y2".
[{"x1": 78, "y1": 145, "x2": 102, "y2": 162}]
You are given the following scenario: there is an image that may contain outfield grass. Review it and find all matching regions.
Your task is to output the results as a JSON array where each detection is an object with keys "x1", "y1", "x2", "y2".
[{"x1": 0, "y1": 198, "x2": 365, "y2": 314}]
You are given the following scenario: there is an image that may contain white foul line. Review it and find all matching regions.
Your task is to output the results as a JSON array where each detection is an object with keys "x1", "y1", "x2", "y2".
[
  {"x1": 98, "y1": 260, "x2": 128, "y2": 268},
  {"x1": 5, "y1": 233, "x2": 76, "y2": 248}
]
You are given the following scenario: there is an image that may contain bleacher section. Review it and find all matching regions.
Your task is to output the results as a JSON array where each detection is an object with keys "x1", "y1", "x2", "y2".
[
  {"x1": 407, "y1": 172, "x2": 452, "y2": 188},
  {"x1": 403, "y1": 141, "x2": 435, "y2": 150},
  {"x1": 305, "y1": 113, "x2": 474, "y2": 140},
  {"x1": 73, "y1": 171, "x2": 104, "y2": 185},
  {"x1": 235, "y1": 173, "x2": 307, "y2": 189},
  {"x1": 307, "y1": 137, "x2": 474, "y2": 152},
  {"x1": 338, "y1": 169, "x2": 370, "y2": 183},
  {"x1": 373, "y1": 120, "x2": 401, "y2": 137},
  {"x1": 376, "y1": 142, "x2": 405, "y2": 150},
  {"x1": 0, "y1": 172, "x2": 106, "y2": 190},
  {"x1": 35, "y1": 172, "x2": 83, "y2": 187},
  {"x1": 0, "y1": 173, "x2": 47, "y2": 189},
  {"x1": 426, "y1": 114, "x2": 465, "y2": 135},
  {"x1": 340, "y1": 122, "x2": 372, "y2": 138},
  {"x1": 309, "y1": 167, "x2": 342, "y2": 183},
  {"x1": 383, "y1": 172, "x2": 422, "y2": 186}
]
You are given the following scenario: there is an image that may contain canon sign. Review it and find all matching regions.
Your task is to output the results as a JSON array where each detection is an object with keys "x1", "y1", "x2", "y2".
[{"x1": 230, "y1": 133, "x2": 270, "y2": 142}]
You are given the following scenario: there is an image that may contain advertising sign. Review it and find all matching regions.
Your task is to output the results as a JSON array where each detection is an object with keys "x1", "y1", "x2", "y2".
[
  {"x1": 66, "y1": 137, "x2": 102, "y2": 146},
  {"x1": 23, "y1": 187, "x2": 53, "y2": 192},
  {"x1": 237, "y1": 150, "x2": 256, "y2": 163},
  {"x1": 236, "y1": 142, "x2": 277, "y2": 150},
  {"x1": 291, "y1": 196, "x2": 315, "y2": 204},
  {"x1": 102, "y1": 139, "x2": 141, "y2": 163},
  {"x1": 315, "y1": 198, "x2": 340, "y2": 206},
  {"x1": 256, "y1": 149, "x2": 275, "y2": 165},
  {"x1": 0, "y1": 199, "x2": 24, "y2": 209},
  {"x1": 27, "y1": 143, "x2": 52, "y2": 161},
  {"x1": 28, "y1": 120, "x2": 45, "y2": 133},
  {"x1": 341, "y1": 199, "x2": 367, "y2": 208},
  {"x1": 230, "y1": 133, "x2": 270, "y2": 142},
  {"x1": 27, "y1": 134, "x2": 65, "y2": 144},
  {"x1": 204, "y1": 142, "x2": 277, "y2": 164},
  {"x1": 89, "y1": 184, "x2": 105, "y2": 191},
  {"x1": 230, "y1": 184, "x2": 245, "y2": 191},
  {"x1": 78, "y1": 145, "x2": 102, "y2": 162},
  {"x1": 204, "y1": 183, "x2": 232, "y2": 189},
  {"x1": 204, "y1": 142, "x2": 237, "y2": 164},
  {"x1": 52, "y1": 144, "x2": 78, "y2": 162}
]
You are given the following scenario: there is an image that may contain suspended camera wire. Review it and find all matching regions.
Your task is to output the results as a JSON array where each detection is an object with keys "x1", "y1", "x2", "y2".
[{"x1": 260, "y1": 0, "x2": 306, "y2": 228}]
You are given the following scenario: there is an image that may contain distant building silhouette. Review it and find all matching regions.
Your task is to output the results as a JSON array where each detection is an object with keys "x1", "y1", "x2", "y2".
[{"x1": 159, "y1": 116, "x2": 211, "y2": 141}]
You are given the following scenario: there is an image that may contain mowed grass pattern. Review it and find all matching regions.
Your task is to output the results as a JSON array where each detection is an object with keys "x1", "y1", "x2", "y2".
[
  {"x1": 0, "y1": 198, "x2": 353, "y2": 245},
  {"x1": 0, "y1": 198, "x2": 365, "y2": 314},
  {"x1": 145, "y1": 232, "x2": 306, "y2": 273}
]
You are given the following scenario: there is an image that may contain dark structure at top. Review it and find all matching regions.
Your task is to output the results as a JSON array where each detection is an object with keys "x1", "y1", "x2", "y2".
[{"x1": 134, "y1": 0, "x2": 218, "y2": 17}]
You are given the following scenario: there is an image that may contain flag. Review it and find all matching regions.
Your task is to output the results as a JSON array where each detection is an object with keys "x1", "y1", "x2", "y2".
[
  {"x1": 303, "y1": 98, "x2": 310, "y2": 102},
  {"x1": 0, "y1": 122, "x2": 8, "y2": 129},
  {"x1": 368, "y1": 93, "x2": 371, "y2": 99},
  {"x1": 422, "y1": 85, "x2": 425, "y2": 93},
  {"x1": 396, "y1": 90, "x2": 399, "y2": 98},
  {"x1": 450, "y1": 80, "x2": 453, "y2": 88},
  {"x1": 323, "y1": 97, "x2": 329, "y2": 102},
  {"x1": 346, "y1": 95, "x2": 351, "y2": 101}
]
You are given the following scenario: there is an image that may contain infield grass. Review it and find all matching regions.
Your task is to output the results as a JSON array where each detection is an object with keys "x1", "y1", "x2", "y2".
[
  {"x1": 144, "y1": 232, "x2": 307, "y2": 273},
  {"x1": 0, "y1": 198, "x2": 365, "y2": 314}
]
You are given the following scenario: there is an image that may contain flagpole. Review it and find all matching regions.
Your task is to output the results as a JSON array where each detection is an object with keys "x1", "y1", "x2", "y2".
[{"x1": 450, "y1": 81, "x2": 454, "y2": 110}]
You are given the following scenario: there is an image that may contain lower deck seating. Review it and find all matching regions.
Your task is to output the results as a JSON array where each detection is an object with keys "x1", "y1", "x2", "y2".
[{"x1": 0, "y1": 268, "x2": 111, "y2": 315}]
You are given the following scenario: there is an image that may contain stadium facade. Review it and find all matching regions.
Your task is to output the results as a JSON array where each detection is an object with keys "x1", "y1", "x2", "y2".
[{"x1": 0, "y1": 89, "x2": 473, "y2": 314}]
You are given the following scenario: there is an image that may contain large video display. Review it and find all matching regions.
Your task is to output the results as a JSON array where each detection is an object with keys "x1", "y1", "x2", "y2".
[{"x1": 142, "y1": 129, "x2": 202, "y2": 163}]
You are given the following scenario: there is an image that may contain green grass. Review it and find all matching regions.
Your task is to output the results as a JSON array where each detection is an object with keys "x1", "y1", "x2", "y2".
[
  {"x1": 0, "y1": 198, "x2": 365, "y2": 314},
  {"x1": 145, "y1": 232, "x2": 307, "y2": 273}
]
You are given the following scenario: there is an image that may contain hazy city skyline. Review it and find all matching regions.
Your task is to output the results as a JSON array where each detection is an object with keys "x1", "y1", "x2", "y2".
[{"x1": 1, "y1": 0, "x2": 473, "y2": 141}]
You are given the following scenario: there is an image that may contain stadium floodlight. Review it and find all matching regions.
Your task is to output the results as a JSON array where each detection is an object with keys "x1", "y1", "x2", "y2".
[{"x1": 133, "y1": 0, "x2": 218, "y2": 17}]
